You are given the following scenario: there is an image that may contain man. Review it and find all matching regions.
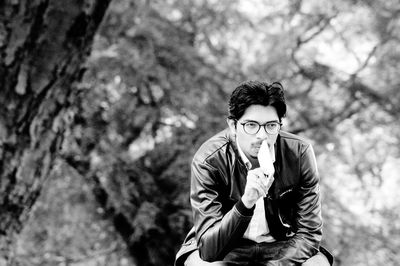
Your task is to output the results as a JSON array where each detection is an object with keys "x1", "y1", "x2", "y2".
[{"x1": 175, "y1": 81, "x2": 333, "y2": 265}]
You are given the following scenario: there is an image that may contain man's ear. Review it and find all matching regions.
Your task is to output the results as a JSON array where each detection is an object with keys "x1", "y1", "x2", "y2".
[{"x1": 227, "y1": 118, "x2": 237, "y2": 135}]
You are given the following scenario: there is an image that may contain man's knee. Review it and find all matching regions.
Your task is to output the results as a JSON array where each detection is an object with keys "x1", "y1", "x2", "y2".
[
  {"x1": 184, "y1": 250, "x2": 233, "y2": 266},
  {"x1": 302, "y1": 252, "x2": 330, "y2": 266},
  {"x1": 185, "y1": 250, "x2": 331, "y2": 266}
]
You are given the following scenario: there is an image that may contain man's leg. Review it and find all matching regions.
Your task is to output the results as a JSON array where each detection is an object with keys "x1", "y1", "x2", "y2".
[
  {"x1": 184, "y1": 247, "x2": 331, "y2": 266},
  {"x1": 301, "y1": 252, "x2": 330, "y2": 266},
  {"x1": 184, "y1": 250, "x2": 241, "y2": 266}
]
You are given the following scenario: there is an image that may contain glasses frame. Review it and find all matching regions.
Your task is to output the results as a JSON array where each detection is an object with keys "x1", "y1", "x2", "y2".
[{"x1": 238, "y1": 120, "x2": 282, "y2": 135}]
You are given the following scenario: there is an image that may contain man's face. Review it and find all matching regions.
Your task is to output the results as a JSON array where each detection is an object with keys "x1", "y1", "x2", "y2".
[{"x1": 228, "y1": 105, "x2": 280, "y2": 160}]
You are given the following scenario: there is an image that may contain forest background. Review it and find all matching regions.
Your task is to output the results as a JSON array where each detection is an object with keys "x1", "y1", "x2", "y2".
[{"x1": 1, "y1": 0, "x2": 399, "y2": 266}]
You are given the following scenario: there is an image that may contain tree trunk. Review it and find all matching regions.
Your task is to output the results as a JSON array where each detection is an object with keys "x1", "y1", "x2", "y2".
[{"x1": 0, "y1": 0, "x2": 110, "y2": 261}]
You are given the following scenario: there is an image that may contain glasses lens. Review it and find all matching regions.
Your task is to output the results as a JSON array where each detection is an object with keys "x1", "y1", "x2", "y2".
[
  {"x1": 265, "y1": 122, "x2": 280, "y2": 134},
  {"x1": 243, "y1": 122, "x2": 260, "y2": 135}
]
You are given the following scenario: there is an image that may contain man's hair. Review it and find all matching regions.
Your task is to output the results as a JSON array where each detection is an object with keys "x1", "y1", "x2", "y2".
[{"x1": 228, "y1": 80, "x2": 287, "y2": 121}]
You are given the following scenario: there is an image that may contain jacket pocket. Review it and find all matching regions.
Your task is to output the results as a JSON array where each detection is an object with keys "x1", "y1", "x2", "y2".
[
  {"x1": 277, "y1": 187, "x2": 295, "y2": 230},
  {"x1": 278, "y1": 187, "x2": 294, "y2": 199}
]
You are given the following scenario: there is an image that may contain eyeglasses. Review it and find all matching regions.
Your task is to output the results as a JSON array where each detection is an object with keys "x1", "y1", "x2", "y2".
[{"x1": 238, "y1": 121, "x2": 282, "y2": 135}]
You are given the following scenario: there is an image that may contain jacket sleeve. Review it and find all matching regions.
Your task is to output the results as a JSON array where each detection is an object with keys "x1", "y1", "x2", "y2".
[
  {"x1": 190, "y1": 158, "x2": 254, "y2": 261},
  {"x1": 273, "y1": 144, "x2": 323, "y2": 265}
]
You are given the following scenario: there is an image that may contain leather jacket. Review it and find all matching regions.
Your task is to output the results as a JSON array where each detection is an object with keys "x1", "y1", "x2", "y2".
[{"x1": 175, "y1": 129, "x2": 332, "y2": 265}]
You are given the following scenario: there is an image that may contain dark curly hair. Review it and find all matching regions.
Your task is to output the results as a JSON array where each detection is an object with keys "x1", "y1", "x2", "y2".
[{"x1": 228, "y1": 80, "x2": 287, "y2": 121}]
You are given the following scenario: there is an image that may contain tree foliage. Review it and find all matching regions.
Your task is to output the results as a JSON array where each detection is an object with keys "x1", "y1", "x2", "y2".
[{"x1": 8, "y1": 0, "x2": 400, "y2": 265}]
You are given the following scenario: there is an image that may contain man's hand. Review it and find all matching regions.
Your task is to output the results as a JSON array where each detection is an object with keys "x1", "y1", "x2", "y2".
[{"x1": 241, "y1": 167, "x2": 274, "y2": 208}]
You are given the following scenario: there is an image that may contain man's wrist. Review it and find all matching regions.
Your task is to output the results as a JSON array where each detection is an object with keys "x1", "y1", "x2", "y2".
[
  {"x1": 241, "y1": 195, "x2": 255, "y2": 209},
  {"x1": 236, "y1": 198, "x2": 255, "y2": 216}
]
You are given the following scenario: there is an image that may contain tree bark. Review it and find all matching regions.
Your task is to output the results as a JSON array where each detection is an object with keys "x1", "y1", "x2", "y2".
[{"x1": 0, "y1": 0, "x2": 110, "y2": 261}]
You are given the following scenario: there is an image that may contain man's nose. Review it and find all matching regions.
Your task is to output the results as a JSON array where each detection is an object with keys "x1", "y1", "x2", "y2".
[{"x1": 256, "y1": 127, "x2": 269, "y2": 139}]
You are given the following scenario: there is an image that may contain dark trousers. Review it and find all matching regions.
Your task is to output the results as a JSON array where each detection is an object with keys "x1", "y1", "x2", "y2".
[
  {"x1": 223, "y1": 239, "x2": 286, "y2": 264},
  {"x1": 184, "y1": 239, "x2": 330, "y2": 266}
]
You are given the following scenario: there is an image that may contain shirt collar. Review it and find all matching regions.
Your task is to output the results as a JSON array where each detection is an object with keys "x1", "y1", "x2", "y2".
[{"x1": 237, "y1": 138, "x2": 252, "y2": 170}]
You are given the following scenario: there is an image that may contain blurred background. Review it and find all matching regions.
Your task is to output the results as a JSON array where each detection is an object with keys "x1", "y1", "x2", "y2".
[{"x1": 12, "y1": 0, "x2": 400, "y2": 265}]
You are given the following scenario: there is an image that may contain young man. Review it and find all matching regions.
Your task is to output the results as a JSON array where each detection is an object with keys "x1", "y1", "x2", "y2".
[{"x1": 175, "y1": 81, "x2": 333, "y2": 266}]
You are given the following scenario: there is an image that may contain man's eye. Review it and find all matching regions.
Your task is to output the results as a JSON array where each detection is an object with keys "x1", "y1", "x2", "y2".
[
  {"x1": 266, "y1": 123, "x2": 277, "y2": 129},
  {"x1": 246, "y1": 122, "x2": 258, "y2": 128}
]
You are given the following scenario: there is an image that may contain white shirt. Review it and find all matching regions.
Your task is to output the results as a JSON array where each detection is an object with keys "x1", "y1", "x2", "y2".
[{"x1": 237, "y1": 139, "x2": 276, "y2": 243}]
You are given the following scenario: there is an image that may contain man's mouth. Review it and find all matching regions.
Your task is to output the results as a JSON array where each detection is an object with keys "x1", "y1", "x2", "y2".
[{"x1": 254, "y1": 141, "x2": 270, "y2": 149}]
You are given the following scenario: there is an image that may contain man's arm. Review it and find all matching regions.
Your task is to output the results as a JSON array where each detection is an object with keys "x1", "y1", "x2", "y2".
[
  {"x1": 190, "y1": 159, "x2": 254, "y2": 261},
  {"x1": 273, "y1": 144, "x2": 323, "y2": 264}
]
